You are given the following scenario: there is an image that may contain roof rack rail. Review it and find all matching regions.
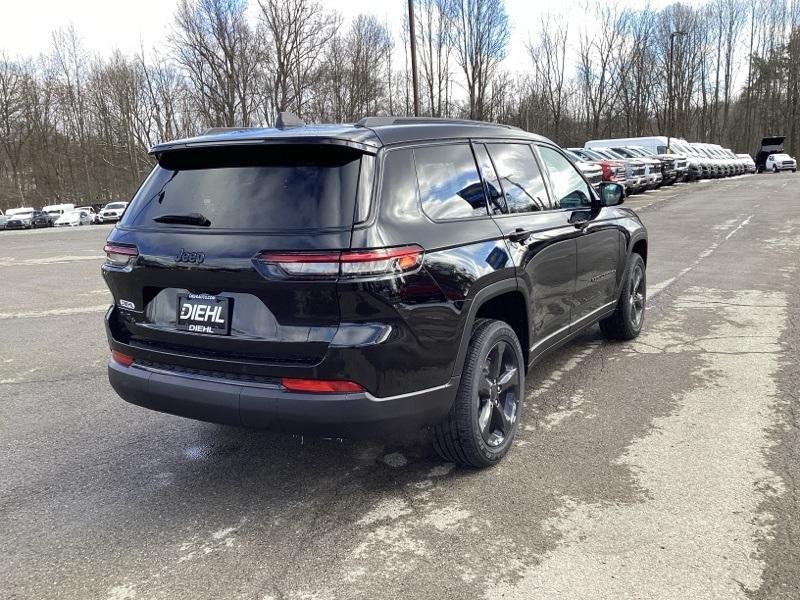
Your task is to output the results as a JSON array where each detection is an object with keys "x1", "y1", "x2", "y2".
[
  {"x1": 203, "y1": 126, "x2": 253, "y2": 135},
  {"x1": 354, "y1": 116, "x2": 520, "y2": 130},
  {"x1": 276, "y1": 111, "x2": 305, "y2": 129}
]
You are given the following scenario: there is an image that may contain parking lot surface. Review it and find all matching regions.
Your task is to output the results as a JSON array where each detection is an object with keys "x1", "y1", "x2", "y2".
[{"x1": 1, "y1": 175, "x2": 798, "y2": 600}]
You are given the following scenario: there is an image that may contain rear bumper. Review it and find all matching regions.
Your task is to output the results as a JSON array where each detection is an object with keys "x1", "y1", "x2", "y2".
[{"x1": 108, "y1": 358, "x2": 458, "y2": 437}]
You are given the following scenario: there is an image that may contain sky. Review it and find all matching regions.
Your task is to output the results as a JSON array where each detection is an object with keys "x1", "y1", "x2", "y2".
[{"x1": 0, "y1": 0, "x2": 712, "y2": 71}]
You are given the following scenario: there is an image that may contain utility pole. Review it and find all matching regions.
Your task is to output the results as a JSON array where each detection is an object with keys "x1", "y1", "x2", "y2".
[
  {"x1": 666, "y1": 30, "x2": 687, "y2": 152},
  {"x1": 408, "y1": 0, "x2": 420, "y2": 117}
]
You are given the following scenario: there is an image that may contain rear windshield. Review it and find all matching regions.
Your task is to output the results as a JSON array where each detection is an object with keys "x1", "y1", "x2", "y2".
[{"x1": 121, "y1": 145, "x2": 363, "y2": 231}]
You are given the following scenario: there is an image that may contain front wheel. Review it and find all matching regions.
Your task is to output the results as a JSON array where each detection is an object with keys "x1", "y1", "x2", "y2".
[
  {"x1": 433, "y1": 319, "x2": 525, "y2": 468},
  {"x1": 773, "y1": 165, "x2": 779, "y2": 173},
  {"x1": 600, "y1": 253, "x2": 646, "y2": 340}
]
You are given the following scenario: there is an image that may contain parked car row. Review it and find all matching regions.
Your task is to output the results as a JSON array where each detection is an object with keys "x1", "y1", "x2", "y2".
[
  {"x1": 563, "y1": 135, "x2": 763, "y2": 197},
  {"x1": 0, "y1": 201, "x2": 128, "y2": 230}
]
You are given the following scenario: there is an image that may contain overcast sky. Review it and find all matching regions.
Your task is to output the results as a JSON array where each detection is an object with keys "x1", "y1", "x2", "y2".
[{"x1": 1, "y1": 0, "x2": 711, "y2": 72}]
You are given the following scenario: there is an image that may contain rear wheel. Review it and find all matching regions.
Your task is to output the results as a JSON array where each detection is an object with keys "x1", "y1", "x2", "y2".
[
  {"x1": 433, "y1": 319, "x2": 524, "y2": 468},
  {"x1": 600, "y1": 253, "x2": 646, "y2": 340}
]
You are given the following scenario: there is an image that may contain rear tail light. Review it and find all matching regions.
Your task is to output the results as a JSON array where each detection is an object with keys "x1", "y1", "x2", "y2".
[
  {"x1": 281, "y1": 378, "x2": 364, "y2": 394},
  {"x1": 104, "y1": 243, "x2": 138, "y2": 267},
  {"x1": 111, "y1": 350, "x2": 134, "y2": 367},
  {"x1": 257, "y1": 245, "x2": 424, "y2": 280}
]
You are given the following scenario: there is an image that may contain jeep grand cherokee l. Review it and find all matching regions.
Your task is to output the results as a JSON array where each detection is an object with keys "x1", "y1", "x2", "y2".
[{"x1": 103, "y1": 115, "x2": 648, "y2": 468}]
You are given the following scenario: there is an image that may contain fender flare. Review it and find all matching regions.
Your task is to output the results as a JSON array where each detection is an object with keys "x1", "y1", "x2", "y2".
[{"x1": 451, "y1": 278, "x2": 530, "y2": 378}]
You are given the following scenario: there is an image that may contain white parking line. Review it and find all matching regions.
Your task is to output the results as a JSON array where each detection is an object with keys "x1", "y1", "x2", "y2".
[
  {"x1": 0, "y1": 255, "x2": 105, "y2": 267},
  {"x1": 0, "y1": 305, "x2": 109, "y2": 320},
  {"x1": 724, "y1": 215, "x2": 752, "y2": 240}
]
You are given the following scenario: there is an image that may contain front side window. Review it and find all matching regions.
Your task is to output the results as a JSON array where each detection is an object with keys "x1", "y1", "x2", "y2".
[
  {"x1": 486, "y1": 144, "x2": 550, "y2": 213},
  {"x1": 414, "y1": 144, "x2": 487, "y2": 220},
  {"x1": 537, "y1": 146, "x2": 593, "y2": 209}
]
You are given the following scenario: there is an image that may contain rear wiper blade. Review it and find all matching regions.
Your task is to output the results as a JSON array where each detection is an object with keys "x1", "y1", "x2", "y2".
[{"x1": 152, "y1": 212, "x2": 210, "y2": 226}]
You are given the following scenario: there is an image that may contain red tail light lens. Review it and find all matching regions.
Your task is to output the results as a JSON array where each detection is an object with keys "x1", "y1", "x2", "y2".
[
  {"x1": 104, "y1": 243, "x2": 138, "y2": 267},
  {"x1": 111, "y1": 350, "x2": 134, "y2": 367},
  {"x1": 257, "y1": 245, "x2": 423, "y2": 280},
  {"x1": 281, "y1": 378, "x2": 364, "y2": 394}
]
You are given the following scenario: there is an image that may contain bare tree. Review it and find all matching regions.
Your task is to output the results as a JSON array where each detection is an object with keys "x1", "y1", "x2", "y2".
[
  {"x1": 577, "y1": 3, "x2": 625, "y2": 137},
  {"x1": 0, "y1": 53, "x2": 31, "y2": 203},
  {"x1": 6, "y1": 0, "x2": 800, "y2": 212},
  {"x1": 171, "y1": 0, "x2": 260, "y2": 128},
  {"x1": 527, "y1": 14, "x2": 569, "y2": 139},
  {"x1": 258, "y1": 0, "x2": 336, "y2": 121},
  {"x1": 451, "y1": 0, "x2": 509, "y2": 120},
  {"x1": 415, "y1": 0, "x2": 454, "y2": 117}
]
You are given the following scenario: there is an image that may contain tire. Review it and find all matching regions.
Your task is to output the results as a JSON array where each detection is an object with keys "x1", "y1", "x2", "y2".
[
  {"x1": 600, "y1": 253, "x2": 646, "y2": 341},
  {"x1": 773, "y1": 165, "x2": 779, "y2": 173},
  {"x1": 433, "y1": 319, "x2": 525, "y2": 468}
]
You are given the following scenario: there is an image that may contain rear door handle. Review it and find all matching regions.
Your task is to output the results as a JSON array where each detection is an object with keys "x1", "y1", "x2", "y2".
[{"x1": 507, "y1": 228, "x2": 533, "y2": 243}]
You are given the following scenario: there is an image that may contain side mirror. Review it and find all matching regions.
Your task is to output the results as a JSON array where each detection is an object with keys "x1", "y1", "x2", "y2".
[{"x1": 599, "y1": 182, "x2": 624, "y2": 206}]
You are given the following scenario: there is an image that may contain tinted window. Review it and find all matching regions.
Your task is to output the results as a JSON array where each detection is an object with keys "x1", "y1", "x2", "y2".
[
  {"x1": 415, "y1": 144, "x2": 487, "y2": 220},
  {"x1": 537, "y1": 146, "x2": 593, "y2": 209},
  {"x1": 472, "y1": 144, "x2": 506, "y2": 215},
  {"x1": 121, "y1": 145, "x2": 362, "y2": 231},
  {"x1": 486, "y1": 144, "x2": 549, "y2": 213}
]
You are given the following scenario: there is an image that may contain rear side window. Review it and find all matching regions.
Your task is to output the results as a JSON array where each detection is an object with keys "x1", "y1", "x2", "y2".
[
  {"x1": 537, "y1": 146, "x2": 592, "y2": 209},
  {"x1": 486, "y1": 143, "x2": 550, "y2": 213},
  {"x1": 414, "y1": 144, "x2": 487, "y2": 220},
  {"x1": 121, "y1": 145, "x2": 363, "y2": 231}
]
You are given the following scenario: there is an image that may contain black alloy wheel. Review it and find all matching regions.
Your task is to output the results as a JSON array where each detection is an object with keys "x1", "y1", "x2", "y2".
[
  {"x1": 600, "y1": 252, "x2": 646, "y2": 340},
  {"x1": 628, "y1": 262, "x2": 645, "y2": 330},
  {"x1": 477, "y1": 340, "x2": 520, "y2": 448},
  {"x1": 434, "y1": 319, "x2": 525, "y2": 468}
]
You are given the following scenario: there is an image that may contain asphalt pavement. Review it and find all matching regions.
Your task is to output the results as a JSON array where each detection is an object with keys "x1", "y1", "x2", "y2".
[{"x1": 1, "y1": 175, "x2": 798, "y2": 600}]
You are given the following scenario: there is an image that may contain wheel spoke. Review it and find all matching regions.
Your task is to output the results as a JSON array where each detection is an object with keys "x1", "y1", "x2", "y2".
[
  {"x1": 497, "y1": 400, "x2": 517, "y2": 436},
  {"x1": 477, "y1": 375, "x2": 492, "y2": 398},
  {"x1": 478, "y1": 400, "x2": 493, "y2": 437},
  {"x1": 493, "y1": 342, "x2": 506, "y2": 379},
  {"x1": 631, "y1": 272, "x2": 641, "y2": 295},
  {"x1": 496, "y1": 366, "x2": 518, "y2": 391}
]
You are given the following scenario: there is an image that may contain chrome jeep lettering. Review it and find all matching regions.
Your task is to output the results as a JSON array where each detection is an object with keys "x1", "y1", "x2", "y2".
[{"x1": 175, "y1": 249, "x2": 205, "y2": 264}]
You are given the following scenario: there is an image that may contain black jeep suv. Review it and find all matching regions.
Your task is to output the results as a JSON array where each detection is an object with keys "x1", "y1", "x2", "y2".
[{"x1": 103, "y1": 115, "x2": 647, "y2": 468}]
